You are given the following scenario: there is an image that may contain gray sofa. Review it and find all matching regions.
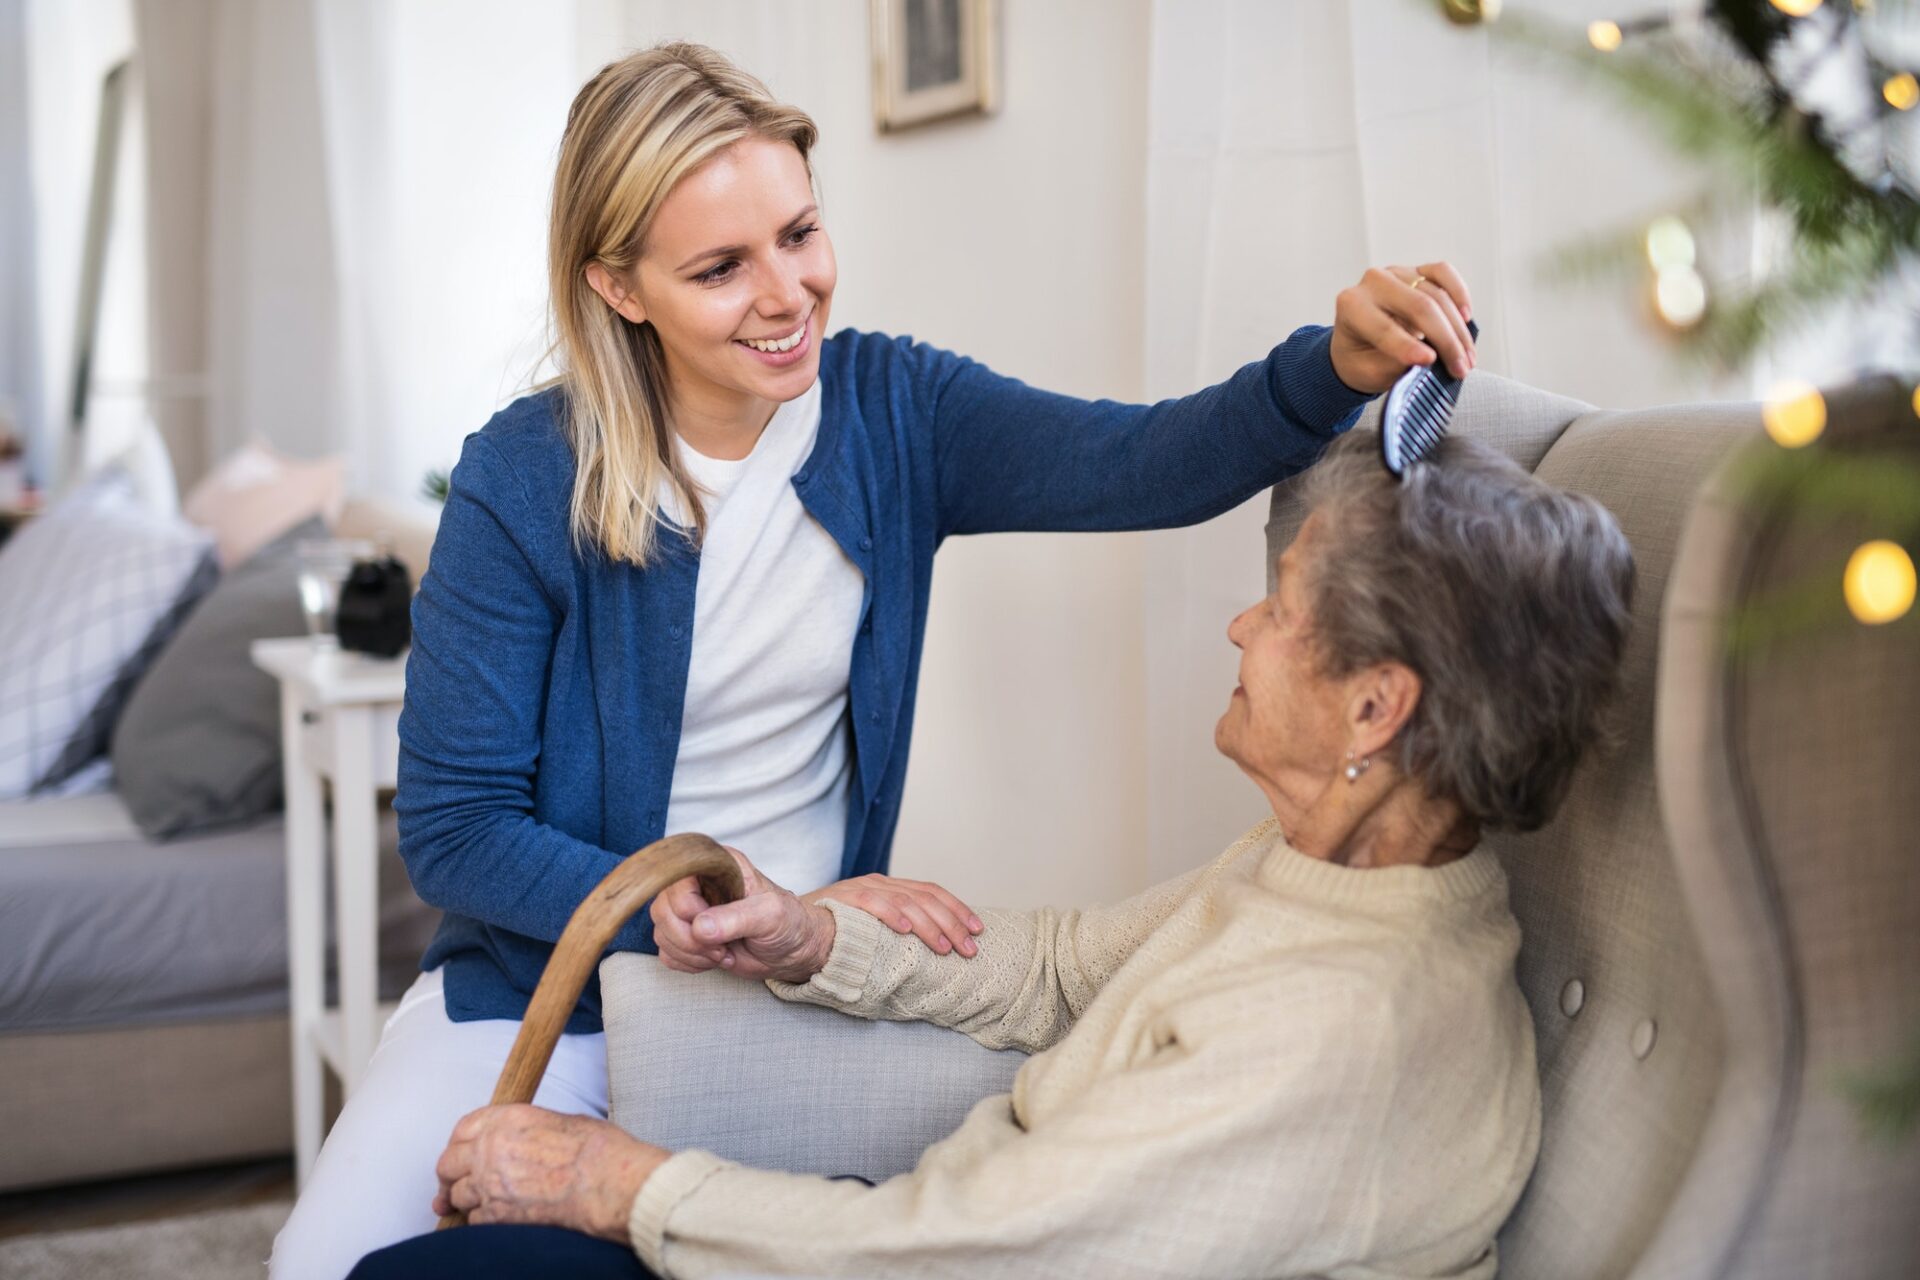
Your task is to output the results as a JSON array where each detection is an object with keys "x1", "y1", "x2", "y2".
[{"x1": 0, "y1": 502, "x2": 441, "y2": 1193}]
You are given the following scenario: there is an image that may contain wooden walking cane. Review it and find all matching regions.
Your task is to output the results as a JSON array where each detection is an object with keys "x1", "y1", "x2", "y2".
[{"x1": 436, "y1": 832, "x2": 744, "y2": 1230}]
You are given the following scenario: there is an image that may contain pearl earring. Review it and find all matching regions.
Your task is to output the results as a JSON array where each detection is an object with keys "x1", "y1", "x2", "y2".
[{"x1": 1344, "y1": 749, "x2": 1371, "y2": 782}]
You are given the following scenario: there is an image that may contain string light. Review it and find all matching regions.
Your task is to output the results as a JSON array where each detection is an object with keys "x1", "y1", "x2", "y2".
[
  {"x1": 1589, "y1": 20, "x2": 1624, "y2": 52},
  {"x1": 1843, "y1": 540, "x2": 1916, "y2": 624},
  {"x1": 1883, "y1": 73, "x2": 1918, "y2": 111},
  {"x1": 1910, "y1": 384, "x2": 1920, "y2": 420},
  {"x1": 1762, "y1": 381, "x2": 1827, "y2": 447},
  {"x1": 1645, "y1": 215, "x2": 1696, "y2": 270},
  {"x1": 1769, "y1": 0, "x2": 1824, "y2": 16},
  {"x1": 1654, "y1": 266, "x2": 1708, "y2": 328}
]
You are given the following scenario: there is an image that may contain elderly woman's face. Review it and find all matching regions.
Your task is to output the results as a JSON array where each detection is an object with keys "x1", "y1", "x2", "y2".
[{"x1": 1216, "y1": 513, "x2": 1352, "y2": 804}]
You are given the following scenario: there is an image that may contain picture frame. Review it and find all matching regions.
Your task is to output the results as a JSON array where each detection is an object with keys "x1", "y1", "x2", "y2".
[{"x1": 869, "y1": 0, "x2": 999, "y2": 133}]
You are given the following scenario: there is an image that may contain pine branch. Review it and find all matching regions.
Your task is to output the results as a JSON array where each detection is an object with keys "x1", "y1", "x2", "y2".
[
  {"x1": 1494, "y1": 8, "x2": 1920, "y2": 372},
  {"x1": 1838, "y1": 1031, "x2": 1920, "y2": 1145}
]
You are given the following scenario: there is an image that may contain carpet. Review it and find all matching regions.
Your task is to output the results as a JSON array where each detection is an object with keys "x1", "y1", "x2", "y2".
[{"x1": 0, "y1": 1200, "x2": 289, "y2": 1279}]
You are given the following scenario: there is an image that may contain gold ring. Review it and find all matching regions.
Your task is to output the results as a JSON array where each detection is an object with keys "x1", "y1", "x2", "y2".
[{"x1": 1408, "y1": 273, "x2": 1428, "y2": 290}]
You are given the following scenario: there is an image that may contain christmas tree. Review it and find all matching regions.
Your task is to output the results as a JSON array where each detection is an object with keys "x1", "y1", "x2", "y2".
[{"x1": 1448, "y1": 0, "x2": 1919, "y2": 1142}]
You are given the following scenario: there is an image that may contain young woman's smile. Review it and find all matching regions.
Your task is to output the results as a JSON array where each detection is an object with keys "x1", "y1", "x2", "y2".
[{"x1": 733, "y1": 306, "x2": 815, "y2": 366}]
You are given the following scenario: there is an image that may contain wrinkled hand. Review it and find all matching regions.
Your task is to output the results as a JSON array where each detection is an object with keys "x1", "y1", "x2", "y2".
[
  {"x1": 651, "y1": 846, "x2": 837, "y2": 982},
  {"x1": 432, "y1": 1104, "x2": 668, "y2": 1244},
  {"x1": 1330, "y1": 261, "x2": 1477, "y2": 395},
  {"x1": 800, "y1": 874, "x2": 983, "y2": 960}
]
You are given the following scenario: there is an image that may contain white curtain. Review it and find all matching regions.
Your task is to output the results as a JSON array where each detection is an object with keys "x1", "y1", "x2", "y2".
[
  {"x1": 1141, "y1": 0, "x2": 1762, "y2": 875},
  {"x1": 0, "y1": 0, "x2": 42, "y2": 484},
  {"x1": 136, "y1": 0, "x2": 576, "y2": 504}
]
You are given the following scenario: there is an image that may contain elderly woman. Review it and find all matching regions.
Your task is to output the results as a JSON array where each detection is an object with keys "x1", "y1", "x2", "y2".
[{"x1": 353, "y1": 428, "x2": 1635, "y2": 1280}]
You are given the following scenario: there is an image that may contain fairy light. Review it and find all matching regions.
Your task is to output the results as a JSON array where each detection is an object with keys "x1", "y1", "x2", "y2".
[
  {"x1": 1645, "y1": 216, "x2": 1697, "y2": 270},
  {"x1": 1770, "y1": 0, "x2": 1823, "y2": 15},
  {"x1": 1844, "y1": 540, "x2": 1916, "y2": 624},
  {"x1": 1654, "y1": 266, "x2": 1708, "y2": 328},
  {"x1": 1884, "y1": 73, "x2": 1919, "y2": 111},
  {"x1": 1589, "y1": 20, "x2": 1624, "y2": 51},
  {"x1": 1910, "y1": 384, "x2": 1920, "y2": 420},
  {"x1": 1762, "y1": 380, "x2": 1827, "y2": 447}
]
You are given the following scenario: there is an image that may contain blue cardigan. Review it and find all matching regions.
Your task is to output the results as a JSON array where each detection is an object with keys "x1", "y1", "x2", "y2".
[{"x1": 395, "y1": 326, "x2": 1373, "y2": 1032}]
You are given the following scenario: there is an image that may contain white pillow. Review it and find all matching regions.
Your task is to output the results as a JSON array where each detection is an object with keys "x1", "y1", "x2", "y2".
[
  {"x1": 0, "y1": 470, "x2": 218, "y2": 798},
  {"x1": 183, "y1": 439, "x2": 346, "y2": 569}
]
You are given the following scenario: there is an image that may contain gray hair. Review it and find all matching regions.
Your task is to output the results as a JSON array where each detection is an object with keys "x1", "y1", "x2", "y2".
[{"x1": 1298, "y1": 429, "x2": 1636, "y2": 832}]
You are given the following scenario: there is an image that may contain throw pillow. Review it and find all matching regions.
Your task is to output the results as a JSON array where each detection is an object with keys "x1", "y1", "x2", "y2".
[
  {"x1": 183, "y1": 439, "x2": 346, "y2": 569},
  {"x1": 111, "y1": 516, "x2": 328, "y2": 839},
  {"x1": 600, "y1": 952, "x2": 1027, "y2": 1182},
  {"x1": 0, "y1": 469, "x2": 219, "y2": 798}
]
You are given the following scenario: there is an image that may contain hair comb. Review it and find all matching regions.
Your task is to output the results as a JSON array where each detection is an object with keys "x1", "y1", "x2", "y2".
[{"x1": 1380, "y1": 317, "x2": 1479, "y2": 478}]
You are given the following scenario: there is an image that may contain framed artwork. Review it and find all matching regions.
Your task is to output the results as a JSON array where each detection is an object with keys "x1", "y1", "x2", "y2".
[{"x1": 869, "y1": 0, "x2": 999, "y2": 132}]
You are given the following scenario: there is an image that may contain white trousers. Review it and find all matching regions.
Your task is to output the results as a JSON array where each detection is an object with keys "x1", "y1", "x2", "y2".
[{"x1": 267, "y1": 967, "x2": 610, "y2": 1280}]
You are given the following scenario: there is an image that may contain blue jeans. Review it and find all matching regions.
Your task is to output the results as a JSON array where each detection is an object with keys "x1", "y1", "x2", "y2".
[{"x1": 348, "y1": 1224, "x2": 658, "y2": 1279}]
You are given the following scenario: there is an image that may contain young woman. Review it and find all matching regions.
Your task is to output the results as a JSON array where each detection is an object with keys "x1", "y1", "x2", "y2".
[{"x1": 270, "y1": 40, "x2": 1478, "y2": 1279}]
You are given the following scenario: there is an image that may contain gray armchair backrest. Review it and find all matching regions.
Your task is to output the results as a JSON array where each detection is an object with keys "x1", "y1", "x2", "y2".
[
  {"x1": 1648, "y1": 375, "x2": 1920, "y2": 1279},
  {"x1": 1267, "y1": 373, "x2": 1757, "y2": 1279}
]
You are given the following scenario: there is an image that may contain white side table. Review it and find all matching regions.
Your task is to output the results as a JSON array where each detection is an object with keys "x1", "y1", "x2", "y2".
[{"x1": 251, "y1": 637, "x2": 408, "y2": 1188}]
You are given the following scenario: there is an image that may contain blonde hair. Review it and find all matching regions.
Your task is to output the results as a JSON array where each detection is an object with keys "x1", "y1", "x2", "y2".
[{"x1": 541, "y1": 42, "x2": 818, "y2": 567}]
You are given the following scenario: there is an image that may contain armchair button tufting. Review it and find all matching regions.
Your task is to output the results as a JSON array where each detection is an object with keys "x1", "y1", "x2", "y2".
[
  {"x1": 1631, "y1": 1019, "x2": 1658, "y2": 1060},
  {"x1": 1559, "y1": 979, "x2": 1585, "y2": 1018}
]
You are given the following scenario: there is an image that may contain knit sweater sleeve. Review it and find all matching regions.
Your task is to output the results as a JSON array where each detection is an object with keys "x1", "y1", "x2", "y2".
[
  {"x1": 765, "y1": 857, "x2": 1218, "y2": 1054},
  {"x1": 628, "y1": 970, "x2": 1400, "y2": 1280}
]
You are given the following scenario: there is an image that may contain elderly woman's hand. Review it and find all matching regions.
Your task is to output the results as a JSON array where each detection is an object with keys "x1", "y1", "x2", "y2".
[
  {"x1": 650, "y1": 846, "x2": 832, "y2": 980},
  {"x1": 1330, "y1": 262, "x2": 1477, "y2": 395},
  {"x1": 652, "y1": 848, "x2": 983, "y2": 976},
  {"x1": 432, "y1": 1104, "x2": 669, "y2": 1243}
]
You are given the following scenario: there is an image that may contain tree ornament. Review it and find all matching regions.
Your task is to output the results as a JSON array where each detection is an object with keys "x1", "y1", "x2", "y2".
[{"x1": 1439, "y1": 0, "x2": 1501, "y2": 26}]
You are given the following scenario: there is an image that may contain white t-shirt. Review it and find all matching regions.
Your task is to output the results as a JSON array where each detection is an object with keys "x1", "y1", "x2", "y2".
[{"x1": 663, "y1": 380, "x2": 863, "y2": 895}]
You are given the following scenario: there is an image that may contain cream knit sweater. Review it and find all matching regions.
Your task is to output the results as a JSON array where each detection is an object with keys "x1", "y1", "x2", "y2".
[{"x1": 627, "y1": 820, "x2": 1540, "y2": 1279}]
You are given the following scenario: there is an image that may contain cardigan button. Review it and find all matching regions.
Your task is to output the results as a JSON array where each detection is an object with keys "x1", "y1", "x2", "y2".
[
  {"x1": 869, "y1": 710, "x2": 881, "y2": 724},
  {"x1": 859, "y1": 536, "x2": 873, "y2": 551},
  {"x1": 1559, "y1": 979, "x2": 1585, "y2": 1018},
  {"x1": 1631, "y1": 1019, "x2": 1658, "y2": 1060},
  {"x1": 669, "y1": 623, "x2": 683, "y2": 640},
  {"x1": 794, "y1": 470, "x2": 810, "y2": 484}
]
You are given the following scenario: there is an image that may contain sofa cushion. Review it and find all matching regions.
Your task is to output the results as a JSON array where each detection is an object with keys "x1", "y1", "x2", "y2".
[
  {"x1": 601, "y1": 951, "x2": 1026, "y2": 1181},
  {"x1": 0, "y1": 469, "x2": 218, "y2": 798},
  {"x1": 111, "y1": 517, "x2": 327, "y2": 839},
  {"x1": 183, "y1": 439, "x2": 345, "y2": 570}
]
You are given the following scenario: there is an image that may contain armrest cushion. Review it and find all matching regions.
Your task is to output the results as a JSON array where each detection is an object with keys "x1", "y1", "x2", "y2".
[{"x1": 600, "y1": 952, "x2": 1026, "y2": 1182}]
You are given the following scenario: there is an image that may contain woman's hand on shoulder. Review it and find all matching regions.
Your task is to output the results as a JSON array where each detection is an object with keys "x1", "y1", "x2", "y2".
[
  {"x1": 802, "y1": 874, "x2": 983, "y2": 959},
  {"x1": 1330, "y1": 261, "x2": 1477, "y2": 395},
  {"x1": 650, "y1": 845, "x2": 835, "y2": 983}
]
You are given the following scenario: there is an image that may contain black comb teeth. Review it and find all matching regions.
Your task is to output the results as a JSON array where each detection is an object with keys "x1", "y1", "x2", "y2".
[{"x1": 1380, "y1": 318, "x2": 1480, "y2": 479}]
